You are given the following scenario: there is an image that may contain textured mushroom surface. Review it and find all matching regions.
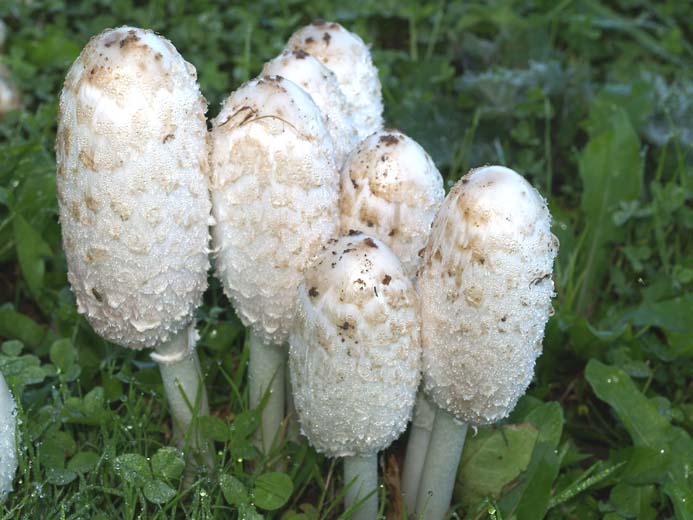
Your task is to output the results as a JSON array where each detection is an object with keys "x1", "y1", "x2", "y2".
[
  {"x1": 418, "y1": 166, "x2": 558, "y2": 425},
  {"x1": 56, "y1": 27, "x2": 210, "y2": 349},
  {"x1": 0, "y1": 372, "x2": 17, "y2": 503},
  {"x1": 340, "y1": 130, "x2": 444, "y2": 278},
  {"x1": 286, "y1": 20, "x2": 383, "y2": 140},
  {"x1": 262, "y1": 49, "x2": 358, "y2": 167},
  {"x1": 210, "y1": 76, "x2": 339, "y2": 346},
  {"x1": 290, "y1": 234, "x2": 420, "y2": 457}
]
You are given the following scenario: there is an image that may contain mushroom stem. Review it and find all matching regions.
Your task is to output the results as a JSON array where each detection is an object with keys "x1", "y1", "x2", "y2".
[
  {"x1": 154, "y1": 325, "x2": 212, "y2": 468},
  {"x1": 415, "y1": 409, "x2": 468, "y2": 520},
  {"x1": 344, "y1": 454, "x2": 378, "y2": 520},
  {"x1": 401, "y1": 392, "x2": 435, "y2": 514},
  {"x1": 248, "y1": 330, "x2": 286, "y2": 456}
]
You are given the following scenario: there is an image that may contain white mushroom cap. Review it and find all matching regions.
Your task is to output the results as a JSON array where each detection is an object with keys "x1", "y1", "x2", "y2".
[
  {"x1": 340, "y1": 130, "x2": 445, "y2": 278},
  {"x1": 262, "y1": 49, "x2": 358, "y2": 168},
  {"x1": 56, "y1": 27, "x2": 211, "y2": 350},
  {"x1": 418, "y1": 166, "x2": 558, "y2": 425},
  {"x1": 286, "y1": 20, "x2": 383, "y2": 140},
  {"x1": 0, "y1": 372, "x2": 17, "y2": 503},
  {"x1": 210, "y1": 76, "x2": 339, "y2": 346},
  {"x1": 290, "y1": 233, "x2": 420, "y2": 457}
]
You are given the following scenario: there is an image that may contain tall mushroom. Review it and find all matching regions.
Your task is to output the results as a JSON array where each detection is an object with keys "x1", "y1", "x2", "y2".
[
  {"x1": 210, "y1": 76, "x2": 339, "y2": 456},
  {"x1": 415, "y1": 166, "x2": 558, "y2": 519},
  {"x1": 262, "y1": 49, "x2": 358, "y2": 168},
  {"x1": 286, "y1": 20, "x2": 383, "y2": 140},
  {"x1": 338, "y1": 129, "x2": 445, "y2": 511},
  {"x1": 56, "y1": 27, "x2": 212, "y2": 461},
  {"x1": 289, "y1": 234, "x2": 420, "y2": 519},
  {"x1": 0, "y1": 371, "x2": 17, "y2": 503}
]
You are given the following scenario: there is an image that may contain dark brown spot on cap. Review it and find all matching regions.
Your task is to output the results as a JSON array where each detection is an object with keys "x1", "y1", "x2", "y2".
[
  {"x1": 379, "y1": 134, "x2": 399, "y2": 146},
  {"x1": 338, "y1": 321, "x2": 352, "y2": 330},
  {"x1": 348, "y1": 229, "x2": 362, "y2": 236},
  {"x1": 388, "y1": 229, "x2": 397, "y2": 237},
  {"x1": 293, "y1": 49, "x2": 309, "y2": 59},
  {"x1": 363, "y1": 237, "x2": 378, "y2": 248},
  {"x1": 382, "y1": 275, "x2": 391, "y2": 285},
  {"x1": 309, "y1": 287, "x2": 319, "y2": 298},
  {"x1": 323, "y1": 32, "x2": 331, "y2": 45},
  {"x1": 92, "y1": 288, "x2": 103, "y2": 302},
  {"x1": 351, "y1": 178, "x2": 358, "y2": 189},
  {"x1": 305, "y1": 36, "x2": 314, "y2": 44}
]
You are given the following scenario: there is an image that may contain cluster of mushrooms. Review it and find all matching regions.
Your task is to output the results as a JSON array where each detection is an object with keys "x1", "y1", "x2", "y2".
[{"x1": 0, "y1": 21, "x2": 559, "y2": 519}]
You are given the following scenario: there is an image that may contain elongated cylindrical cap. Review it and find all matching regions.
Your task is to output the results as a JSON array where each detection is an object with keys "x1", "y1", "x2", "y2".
[
  {"x1": 286, "y1": 20, "x2": 383, "y2": 140},
  {"x1": 290, "y1": 234, "x2": 420, "y2": 457},
  {"x1": 56, "y1": 27, "x2": 211, "y2": 350},
  {"x1": 262, "y1": 49, "x2": 358, "y2": 167},
  {"x1": 340, "y1": 130, "x2": 445, "y2": 278},
  {"x1": 210, "y1": 76, "x2": 339, "y2": 346},
  {"x1": 0, "y1": 372, "x2": 17, "y2": 503},
  {"x1": 418, "y1": 166, "x2": 558, "y2": 425}
]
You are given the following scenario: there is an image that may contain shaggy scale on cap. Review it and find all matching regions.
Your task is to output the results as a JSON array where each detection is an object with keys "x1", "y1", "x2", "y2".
[
  {"x1": 0, "y1": 372, "x2": 17, "y2": 503},
  {"x1": 210, "y1": 76, "x2": 339, "y2": 346},
  {"x1": 262, "y1": 49, "x2": 358, "y2": 167},
  {"x1": 340, "y1": 130, "x2": 445, "y2": 278},
  {"x1": 290, "y1": 234, "x2": 420, "y2": 457},
  {"x1": 286, "y1": 20, "x2": 383, "y2": 140},
  {"x1": 418, "y1": 166, "x2": 558, "y2": 425},
  {"x1": 56, "y1": 27, "x2": 211, "y2": 350}
]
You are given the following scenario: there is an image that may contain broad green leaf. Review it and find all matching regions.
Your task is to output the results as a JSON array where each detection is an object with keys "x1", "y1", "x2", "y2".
[
  {"x1": 456, "y1": 424, "x2": 538, "y2": 507},
  {"x1": 499, "y1": 442, "x2": 560, "y2": 520},
  {"x1": 46, "y1": 468, "x2": 78, "y2": 486},
  {"x1": 13, "y1": 213, "x2": 52, "y2": 295},
  {"x1": 143, "y1": 480, "x2": 176, "y2": 504},
  {"x1": 198, "y1": 415, "x2": 230, "y2": 442},
  {"x1": 622, "y1": 293, "x2": 693, "y2": 359},
  {"x1": 585, "y1": 360, "x2": 670, "y2": 448},
  {"x1": 220, "y1": 473, "x2": 249, "y2": 506},
  {"x1": 253, "y1": 472, "x2": 293, "y2": 511},
  {"x1": 67, "y1": 451, "x2": 100, "y2": 474},
  {"x1": 524, "y1": 403, "x2": 564, "y2": 449},
  {"x1": 113, "y1": 453, "x2": 152, "y2": 487},
  {"x1": 0, "y1": 304, "x2": 48, "y2": 347},
  {"x1": 151, "y1": 447, "x2": 185, "y2": 481},
  {"x1": 49, "y1": 338, "x2": 76, "y2": 372},
  {"x1": 609, "y1": 484, "x2": 657, "y2": 520},
  {"x1": 577, "y1": 107, "x2": 642, "y2": 312}
]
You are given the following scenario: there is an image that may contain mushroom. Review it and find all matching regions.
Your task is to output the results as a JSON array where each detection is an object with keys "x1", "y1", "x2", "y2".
[
  {"x1": 413, "y1": 166, "x2": 558, "y2": 519},
  {"x1": 289, "y1": 234, "x2": 420, "y2": 519},
  {"x1": 0, "y1": 371, "x2": 17, "y2": 503},
  {"x1": 210, "y1": 75, "x2": 339, "y2": 455},
  {"x1": 286, "y1": 20, "x2": 383, "y2": 140},
  {"x1": 339, "y1": 129, "x2": 445, "y2": 279},
  {"x1": 337, "y1": 129, "x2": 444, "y2": 511},
  {"x1": 56, "y1": 27, "x2": 212, "y2": 462},
  {"x1": 262, "y1": 49, "x2": 358, "y2": 168}
]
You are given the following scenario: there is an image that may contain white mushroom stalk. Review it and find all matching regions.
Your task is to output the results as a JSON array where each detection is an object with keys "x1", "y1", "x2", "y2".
[
  {"x1": 286, "y1": 20, "x2": 383, "y2": 140},
  {"x1": 0, "y1": 371, "x2": 17, "y2": 503},
  {"x1": 414, "y1": 166, "x2": 558, "y2": 519},
  {"x1": 289, "y1": 234, "x2": 420, "y2": 519},
  {"x1": 210, "y1": 75, "x2": 339, "y2": 456},
  {"x1": 262, "y1": 49, "x2": 358, "y2": 168},
  {"x1": 56, "y1": 27, "x2": 212, "y2": 463},
  {"x1": 338, "y1": 128, "x2": 444, "y2": 511}
]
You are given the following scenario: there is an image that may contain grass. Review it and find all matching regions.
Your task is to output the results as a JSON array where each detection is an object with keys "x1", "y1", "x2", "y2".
[{"x1": 0, "y1": 0, "x2": 691, "y2": 518}]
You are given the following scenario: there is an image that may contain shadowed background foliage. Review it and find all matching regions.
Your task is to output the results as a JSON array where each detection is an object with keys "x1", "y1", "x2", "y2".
[{"x1": 0, "y1": 0, "x2": 691, "y2": 518}]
